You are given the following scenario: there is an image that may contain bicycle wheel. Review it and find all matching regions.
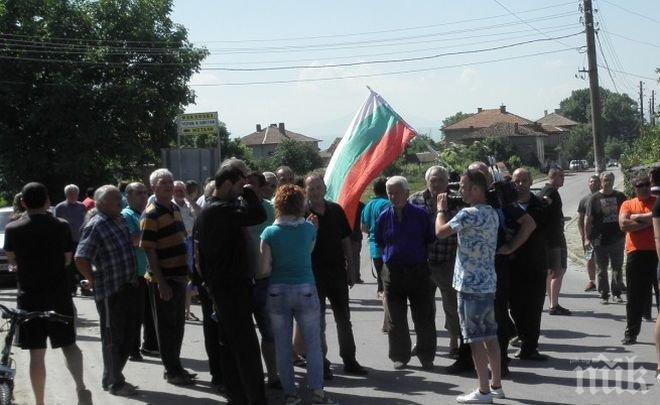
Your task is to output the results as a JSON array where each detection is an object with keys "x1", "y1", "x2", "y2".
[{"x1": 0, "y1": 382, "x2": 11, "y2": 405}]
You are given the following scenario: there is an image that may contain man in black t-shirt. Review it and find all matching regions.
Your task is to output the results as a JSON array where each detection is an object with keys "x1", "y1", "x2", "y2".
[
  {"x1": 540, "y1": 168, "x2": 571, "y2": 315},
  {"x1": 578, "y1": 175, "x2": 602, "y2": 292},
  {"x1": 305, "y1": 174, "x2": 367, "y2": 378},
  {"x1": 585, "y1": 171, "x2": 627, "y2": 304},
  {"x1": 3, "y1": 182, "x2": 91, "y2": 405},
  {"x1": 509, "y1": 168, "x2": 550, "y2": 360}
]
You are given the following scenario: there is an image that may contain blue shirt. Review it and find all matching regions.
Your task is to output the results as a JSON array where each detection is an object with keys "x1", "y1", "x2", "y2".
[
  {"x1": 75, "y1": 212, "x2": 137, "y2": 300},
  {"x1": 121, "y1": 207, "x2": 148, "y2": 277},
  {"x1": 261, "y1": 220, "x2": 316, "y2": 285},
  {"x1": 361, "y1": 197, "x2": 391, "y2": 259},
  {"x1": 447, "y1": 204, "x2": 499, "y2": 294},
  {"x1": 375, "y1": 203, "x2": 434, "y2": 266}
]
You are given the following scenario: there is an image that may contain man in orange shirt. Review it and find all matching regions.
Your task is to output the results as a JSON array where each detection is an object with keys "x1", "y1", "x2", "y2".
[{"x1": 619, "y1": 175, "x2": 658, "y2": 345}]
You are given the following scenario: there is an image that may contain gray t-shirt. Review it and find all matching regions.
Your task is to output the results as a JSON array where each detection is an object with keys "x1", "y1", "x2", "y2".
[{"x1": 54, "y1": 201, "x2": 86, "y2": 242}]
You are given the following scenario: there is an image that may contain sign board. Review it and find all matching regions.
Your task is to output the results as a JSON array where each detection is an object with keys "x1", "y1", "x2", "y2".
[{"x1": 177, "y1": 112, "x2": 219, "y2": 136}]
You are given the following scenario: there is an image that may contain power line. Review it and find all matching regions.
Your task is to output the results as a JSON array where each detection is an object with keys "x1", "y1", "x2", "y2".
[
  {"x1": 596, "y1": 65, "x2": 657, "y2": 81},
  {"x1": 1, "y1": 11, "x2": 579, "y2": 55},
  {"x1": 0, "y1": 23, "x2": 581, "y2": 59},
  {"x1": 0, "y1": 1, "x2": 578, "y2": 46},
  {"x1": 602, "y1": 30, "x2": 660, "y2": 49},
  {"x1": 0, "y1": 32, "x2": 584, "y2": 71},
  {"x1": 599, "y1": 0, "x2": 660, "y2": 25},
  {"x1": 491, "y1": 0, "x2": 576, "y2": 48},
  {"x1": 592, "y1": 3, "x2": 635, "y2": 91},
  {"x1": 595, "y1": 31, "x2": 619, "y2": 92},
  {"x1": 190, "y1": 48, "x2": 578, "y2": 86},
  {"x1": 201, "y1": 32, "x2": 584, "y2": 71}
]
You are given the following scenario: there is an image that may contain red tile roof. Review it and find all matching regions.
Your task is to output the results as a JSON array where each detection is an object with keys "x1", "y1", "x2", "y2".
[
  {"x1": 443, "y1": 108, "x2": 534, "y2": 131},
  {"x1": 241, "y1": 125, "x2": 320, "y2": 146}
]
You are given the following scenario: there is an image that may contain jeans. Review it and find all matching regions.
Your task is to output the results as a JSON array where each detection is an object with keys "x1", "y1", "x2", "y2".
[
  {"x1": 316, "y1": 279, "x2": 358, "y2": 364},
  {"x1": 154, "y1": 279, "x2": 186, "y2": 376},
  {"x1": 595, "y1": 238, "x2": 625, "y2": 298},
  {"x1": 268, "y1": 283, "x2": 324, "y2": 394},
  {"x1": 429, "y1": 261, "x2": 459, "y2": 338},
  {"x1": 625, "y1": 251, "x2": 659, "y2": 339},
  {"x1": 214, "y1": 282, "x2": 266, "y2": 405},
  {"x1": 96, "y1": 283, "x2": 140, "y2": 390},
  {"x1": 383, "y1": 263, "x2": 436, "y2": 364}
]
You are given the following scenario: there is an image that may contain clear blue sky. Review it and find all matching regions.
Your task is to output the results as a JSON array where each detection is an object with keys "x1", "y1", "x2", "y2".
[{"x1": 171, "y1": 0, "x2": 659, "y2": 147}]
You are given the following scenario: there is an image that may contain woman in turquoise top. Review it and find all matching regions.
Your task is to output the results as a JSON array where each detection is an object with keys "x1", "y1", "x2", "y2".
[{"x1": 260, "y1": 184, "x2": 336, "y2": 405}]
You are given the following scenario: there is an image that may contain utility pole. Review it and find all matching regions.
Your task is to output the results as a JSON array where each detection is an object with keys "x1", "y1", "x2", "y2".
[
  {"x1": 583, "y1": 0, "x2": 605, "y2": 173},
  {"x1": 639, "y1": 81, "x2": 644, "y2": 126},
  {"x1": 651, "y1": 90, "x2": 656, "y2": 126}
]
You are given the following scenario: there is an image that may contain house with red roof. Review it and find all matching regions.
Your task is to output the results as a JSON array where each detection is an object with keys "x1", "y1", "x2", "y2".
[{"x1": 241, "y1": 123, "x2": 320, "y2": 160}]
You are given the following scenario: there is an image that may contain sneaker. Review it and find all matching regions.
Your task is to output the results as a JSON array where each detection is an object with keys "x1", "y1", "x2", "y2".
[
  {"x1": 601, "y1": 296, "x2": 609, "y2": 305},
  {"x1": 549, "y1": 305, "x2": 571, "y2": 315},
  {"x1": 285, "y1": 394, "x2": 302, "y2": 405},
  {"x1": 584, "y1": 281, "x2": 597, "y2": 292},
  {"x1": 109, "y1": 382, "x2": 138, "y2": 397},
  {"x1": 457, "y1": 389, "x2": 493, "y2": 404},
  {"x1": 77, "y1": 388, "x2": 93, "y2": 405},
  {"x1": 311, "y1": 390, "x2": 338, "y2": 404},
  {"x1": 614, "y1": 296, "x2": 624, "y2": 303},
  {"x1": 490, "y1": 385, "x2": 505, "y2": 399},
  {"x1": 393, "y1": 361, "x2": 407, "y2": 370},
  {"x1": 344, "y1": 360, "x2": 368, "y2": 375}
]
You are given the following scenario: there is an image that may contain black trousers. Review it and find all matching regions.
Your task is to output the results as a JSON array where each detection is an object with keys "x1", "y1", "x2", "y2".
[
  {"x1": 214, "y1": 283, "x2": 266, "y2": 405},
  {"x1": 625, "y1": 251, "x2": 659, "y2": 339},
  {"x1": 197, "y1": 285, "x2": 222, "y2": 381},
  {"x1": 130, "y1": 277, "x2": 146, "y2": 356},
  {"x1": 383, "y1": 263, "x2": 436, "y2": 364},
  {"x1": 154, "y1": 280, "x2": 186, "y2": 376},
  {"x1": 317, "y1": 278, "x2": 358, "y2": 364},
  {"x1": 457, "y1": 255, "x2": 514, "y2": 365},
  {"x1": 509, "y1": 256, "x2": 547, "y2": 355},
  {"x1": 96, "y1": 283, "x2": 139, "y2": 390},
  {"x1": 142, "y1": 281, "x2": 159, "y2": 352}
]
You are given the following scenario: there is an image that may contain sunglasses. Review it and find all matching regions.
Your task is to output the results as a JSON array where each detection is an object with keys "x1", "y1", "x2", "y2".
[{"x1": 634, "y1": 182, "x2": 650, "y2": 188}]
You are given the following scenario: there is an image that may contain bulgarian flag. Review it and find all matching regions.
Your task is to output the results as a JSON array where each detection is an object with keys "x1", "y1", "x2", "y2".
[{"x1": 324, "y1": 88, "x2": 416, "y2": 229}]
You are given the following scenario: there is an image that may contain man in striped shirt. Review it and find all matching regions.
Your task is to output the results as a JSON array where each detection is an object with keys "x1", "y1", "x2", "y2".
[{"x1": 140, "y1": 168, "x2": 194, "y2": 386}]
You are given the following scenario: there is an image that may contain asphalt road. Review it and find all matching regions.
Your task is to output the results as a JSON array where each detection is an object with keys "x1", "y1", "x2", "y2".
[{"x1": 6, "y1": 166, "x2": 660, "y2": 405}]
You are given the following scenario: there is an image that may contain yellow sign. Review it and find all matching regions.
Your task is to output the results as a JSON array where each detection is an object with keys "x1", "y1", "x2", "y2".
[{"x1": 177, "y1": 112, "x2": 219, "y2": 136}]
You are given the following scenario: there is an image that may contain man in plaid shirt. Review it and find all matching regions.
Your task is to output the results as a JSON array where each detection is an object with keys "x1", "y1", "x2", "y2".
[
  {"x1": 76, "y1": 185, "x2": 139, "y2": 397},
  {"x1": 409, "y1": 166, "x2": 460, "y2": 356}
]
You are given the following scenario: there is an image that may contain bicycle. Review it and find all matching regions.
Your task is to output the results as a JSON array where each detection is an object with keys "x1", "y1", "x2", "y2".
[{"x1": 0, "y1": 303, "x2": 72, "y2": 405}]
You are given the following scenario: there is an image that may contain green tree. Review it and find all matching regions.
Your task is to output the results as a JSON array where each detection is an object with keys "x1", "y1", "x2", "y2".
[
  {"x1": 442, "y1": 111, "x2": 474, "y2": 128},
  {"x1": 603, "y1": 137, "x2": 627, "y2": 160},
  {"x1": 559, "y1": 88, "x2": 640, "y2": 140},
  {"x1": 270, "y1": 140, "x2": 322, "y2": 175},
  {"x1": 0, "y1": 0, "x2": 207, "y2": 200},
  {"x1": 560, "y1": 123, "x2": 594, "y2": 162}
]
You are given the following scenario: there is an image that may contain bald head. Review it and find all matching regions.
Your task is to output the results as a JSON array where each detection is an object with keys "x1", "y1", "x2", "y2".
[
  {"x1": 468, "y1": 161, "x2": 493, "y2": 185},
  {"x1": 512, "y1": 167, "x2": 532, "y2": 197}
]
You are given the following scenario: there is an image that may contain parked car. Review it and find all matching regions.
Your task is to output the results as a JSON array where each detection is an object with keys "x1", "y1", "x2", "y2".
[
  {"x1": 569, "y1": 160, "x2": 583, "y2": 171},
  {"x1": 0, "y1": 207, "x2": 17, "y2": 285}
]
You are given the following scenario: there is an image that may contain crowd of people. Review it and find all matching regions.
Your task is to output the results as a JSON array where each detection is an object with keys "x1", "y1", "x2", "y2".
[{"x1": 2, "y1": 159, "x2": 660, "y2": 405}]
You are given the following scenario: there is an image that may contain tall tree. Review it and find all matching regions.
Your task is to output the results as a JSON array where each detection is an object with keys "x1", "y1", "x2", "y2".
[
  {"x1": 441, "y1": 111, "x2": 474, "y2": 128},
  {"x1": 0, "y1": 0, "x2": 207, "y2": 200},
  {"x1": 559, "y1": 88, "x2": 640, "y2": 140}
]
